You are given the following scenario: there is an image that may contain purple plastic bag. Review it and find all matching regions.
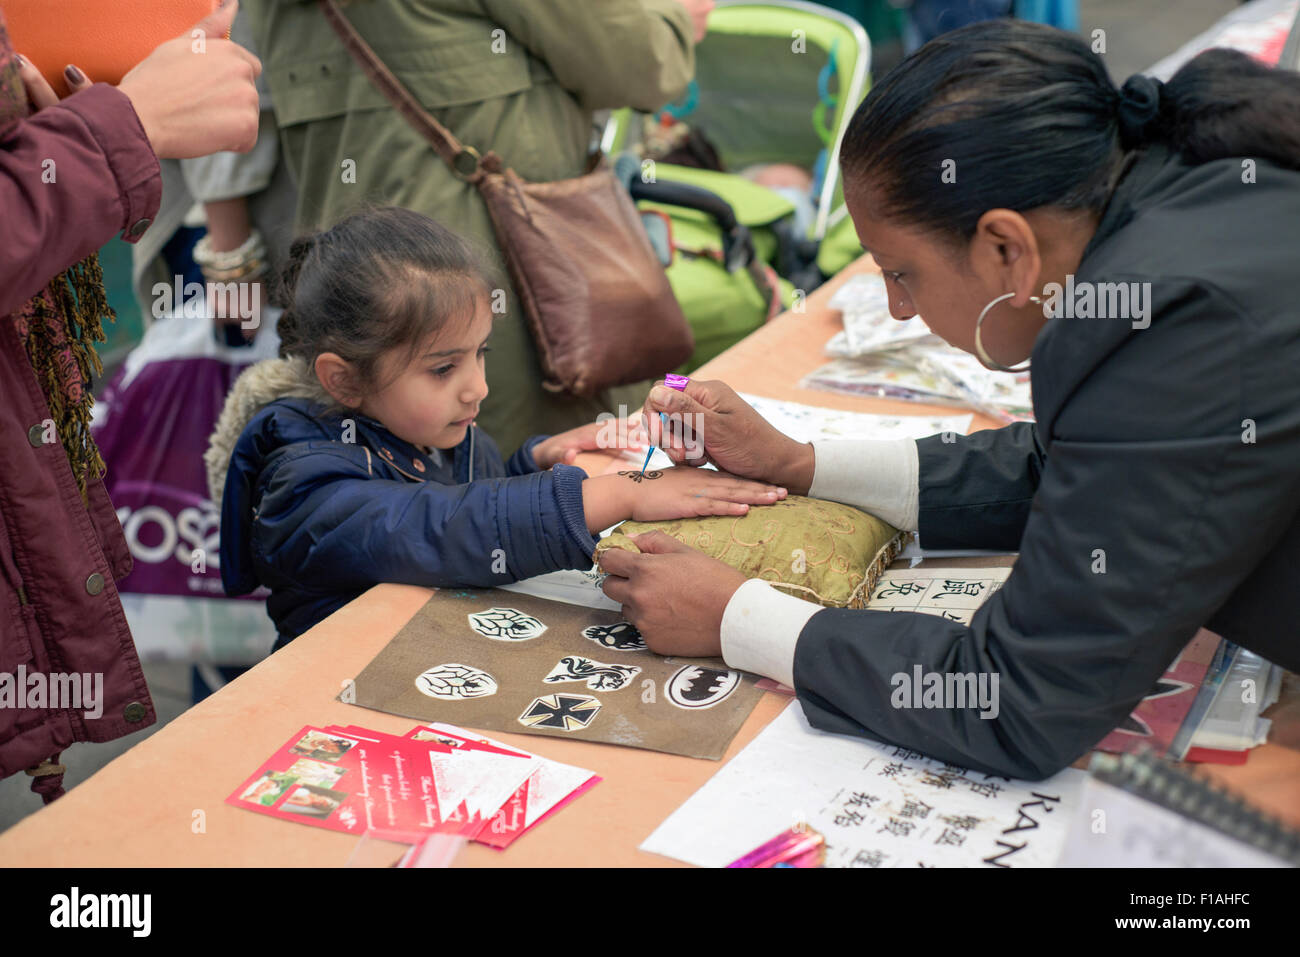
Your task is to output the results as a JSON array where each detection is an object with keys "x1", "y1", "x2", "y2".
[{"x1": 93, "y1": 314, "x2": 278, "y2": 600}]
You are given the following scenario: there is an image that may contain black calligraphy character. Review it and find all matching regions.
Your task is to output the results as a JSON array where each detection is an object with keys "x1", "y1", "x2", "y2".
[
  {"x1": 920, "y1": 770, "x2": 958, "y2": 789},
  {"x1": 850, "y1": 849, "x2": 887, "y2": 868},
  {"x1": 834, "y1": 809, "x2": 867, "y2": 828},
  {"x1": 936, "y1": 579, "x2": 986, "y2": 599},
  {"x1": 934, "y1": 827, "x2": 966, "y2": 847},
  {"x1": 891, "y1": 746, "x2": 928, "y2": 762},
  {"x1": 898, "y1": 798, "x2": 933, "y2": 819},
  {"x1": 844, "y1": 791, "x2": 879, "y2": 809},
  {"x1": 876, "y1": 580, "x2": 926, "y2": 600},
  {"x1": 967, "y1": 779, "x2": 1004, "y2": 799},
  {"x1": 878, "y1": 817, "x2": 915, "y2": 837}
]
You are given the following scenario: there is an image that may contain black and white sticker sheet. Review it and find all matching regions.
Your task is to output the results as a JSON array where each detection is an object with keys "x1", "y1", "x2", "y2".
[{"x1": 348, "y1": 588, "x2": 764, "y2": 759}]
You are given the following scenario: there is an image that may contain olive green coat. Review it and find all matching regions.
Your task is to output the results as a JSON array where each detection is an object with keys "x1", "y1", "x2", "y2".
[{"x1": 243, "y1": 0, "x2": 695, "y2": 450}]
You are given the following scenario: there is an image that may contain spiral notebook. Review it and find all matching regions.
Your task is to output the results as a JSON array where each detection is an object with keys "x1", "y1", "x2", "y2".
[{"x1": 1058, "y1": 750, "x2": 1300, "y2": 867}]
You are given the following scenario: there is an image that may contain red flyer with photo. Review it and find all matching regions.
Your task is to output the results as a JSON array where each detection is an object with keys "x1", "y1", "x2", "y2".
[{"x1": 226, "y1": 725, "x2": 454, "y2": 841}]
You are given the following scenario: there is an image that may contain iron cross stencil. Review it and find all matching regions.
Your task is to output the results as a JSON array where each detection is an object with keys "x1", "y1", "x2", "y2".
[{"x1": 518, "y1": 694, "x2": 602, "y2": 731}]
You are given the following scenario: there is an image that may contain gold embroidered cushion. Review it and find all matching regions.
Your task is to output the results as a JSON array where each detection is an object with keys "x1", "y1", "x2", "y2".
[{"x1": 593, "y1": 495, "x2": 909, "y2": 609}]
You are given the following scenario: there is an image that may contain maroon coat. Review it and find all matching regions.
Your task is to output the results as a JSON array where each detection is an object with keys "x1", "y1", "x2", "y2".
[{"x1": 1, "y1": 17, "x2": 162, "y2": 797}]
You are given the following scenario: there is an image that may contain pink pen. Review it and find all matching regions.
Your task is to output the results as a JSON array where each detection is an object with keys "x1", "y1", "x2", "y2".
[
  {"x1": 638, "y1": 374, "x2": 690, "y2": 478},
  {"x1": 727, "y1": 826, "x2": 826, "y2": 868}
]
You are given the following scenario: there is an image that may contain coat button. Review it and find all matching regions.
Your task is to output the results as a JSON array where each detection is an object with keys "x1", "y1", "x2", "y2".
[
  {"x1": 85, "y1": 572, "x2": 105, "y2": 595},
  {"x1": 413, "y1": 458, "x2": 426, "y2": 472},
  {"x1": 126, "y1": 218, "x2": 152, "y2": 239},
  {"x1": 27, "y1": 424, "x2": 46, "y2": 447},
  {"x1": 123, "y1": 702, "x2": 147, "y2": 723}
]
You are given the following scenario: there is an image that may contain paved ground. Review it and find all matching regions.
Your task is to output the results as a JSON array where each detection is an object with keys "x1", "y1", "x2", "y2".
[{"x1": 0, "y1": 0, "x2": 1252, "y2": 837}]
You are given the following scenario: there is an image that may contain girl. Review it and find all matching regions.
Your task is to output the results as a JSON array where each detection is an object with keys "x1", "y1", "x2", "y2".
[
  {"x1": 601, "y1": 22, "x2": 1300, "y2": 780},
  {"x1": 206, "y1": 206, "x2": 786, "y2": 647}
]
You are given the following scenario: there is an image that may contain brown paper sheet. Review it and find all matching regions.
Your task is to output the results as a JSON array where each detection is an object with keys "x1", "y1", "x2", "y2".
[{"x1": 347, "y1": 588, "x2": 764, "y2": 760}]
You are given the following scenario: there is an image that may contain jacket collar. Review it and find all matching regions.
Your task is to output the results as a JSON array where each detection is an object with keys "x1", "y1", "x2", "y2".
[
  {"x1": 205, "y1": 356, "x2": 465, "y2": 504},
  {"x1": 1029, "y1": 143, "x2": 1179, "y2": 437}
]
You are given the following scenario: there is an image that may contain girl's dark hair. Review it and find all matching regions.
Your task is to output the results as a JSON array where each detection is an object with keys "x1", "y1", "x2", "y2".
[
  {"x1": 274, "y1": 206, "x2": 492, "y2": 392},
  {"x1": 840, "y1": 19, "x2": 1300, "y2": 242}
]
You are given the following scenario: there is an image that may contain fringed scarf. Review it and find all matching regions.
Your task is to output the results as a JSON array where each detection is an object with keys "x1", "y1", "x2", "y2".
[{"x1": 2, "y1": 17, "x2": 115, "y2": 504}]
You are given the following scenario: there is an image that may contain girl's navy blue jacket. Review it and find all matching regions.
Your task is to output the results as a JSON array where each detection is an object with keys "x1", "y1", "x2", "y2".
[{"x1": 206, "y1": 357, "x2": 597, "y2": 645}]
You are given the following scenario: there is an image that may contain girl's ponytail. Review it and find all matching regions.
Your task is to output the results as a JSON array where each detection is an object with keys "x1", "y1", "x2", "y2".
[{"x1": 274, "y1": 235, "x2": 316, "y2": 360}]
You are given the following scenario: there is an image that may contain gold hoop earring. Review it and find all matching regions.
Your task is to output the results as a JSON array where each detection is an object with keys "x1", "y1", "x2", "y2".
[{"x1": 974, "y1": 292, "x2": 1040, "y2": 373}]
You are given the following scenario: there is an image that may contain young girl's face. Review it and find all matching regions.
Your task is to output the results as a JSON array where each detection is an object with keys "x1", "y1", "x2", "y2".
[{"x1": 359, "y1": 297, "x2": 493, "y2": 451}]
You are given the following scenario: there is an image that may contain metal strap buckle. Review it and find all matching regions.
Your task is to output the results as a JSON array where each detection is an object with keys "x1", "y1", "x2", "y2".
[{"x1": 451, "y1": 146, "x2": 482, "y2": 180}]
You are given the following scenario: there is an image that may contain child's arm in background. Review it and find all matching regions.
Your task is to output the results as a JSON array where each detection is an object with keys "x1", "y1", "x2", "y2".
[
  {"x1": 526, "y1": 415, "x2": 649, "y2": 471},
  {"x1": 242, "y1": 446, "x2": 784, "y2": 596}
]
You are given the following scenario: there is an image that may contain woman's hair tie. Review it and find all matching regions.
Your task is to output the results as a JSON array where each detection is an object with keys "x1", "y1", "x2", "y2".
[{"x1": 1117, "y1": 74, "x2": 1166, "y2": 149}]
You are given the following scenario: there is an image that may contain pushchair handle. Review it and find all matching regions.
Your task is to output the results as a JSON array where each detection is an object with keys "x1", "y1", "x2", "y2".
[{"x1": 628, "y1": 178, "x2": 756, "y2": 275}]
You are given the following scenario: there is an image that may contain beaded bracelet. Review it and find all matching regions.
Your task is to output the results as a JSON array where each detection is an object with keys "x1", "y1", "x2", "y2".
[{"x1": 194, "y1": 228, "x2": 267, "y2": 273}]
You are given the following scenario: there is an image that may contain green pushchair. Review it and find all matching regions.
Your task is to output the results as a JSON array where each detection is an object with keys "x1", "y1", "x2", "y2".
[{"x1": 606, "y1": 0, "x2": 871, "y2": 371}]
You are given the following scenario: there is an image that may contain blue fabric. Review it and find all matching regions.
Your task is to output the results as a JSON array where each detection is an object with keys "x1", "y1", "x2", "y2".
[
  {"x1": 906, "y1": 0, "x2": 1015, "y2": 47},
  {"x1": 218, "y1": 398, "x2": 597, "y2": 644},
  {"x1": 1013, "y1": 0, "x2": 1079, "y2": 31}
]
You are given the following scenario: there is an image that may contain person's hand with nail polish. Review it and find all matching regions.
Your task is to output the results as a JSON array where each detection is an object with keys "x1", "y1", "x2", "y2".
[{"x1": 12, "y1": 55, "x2": 94, "y2": 110}]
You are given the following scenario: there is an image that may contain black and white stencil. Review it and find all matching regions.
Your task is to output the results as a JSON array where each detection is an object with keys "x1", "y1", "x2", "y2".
[
  {"x1": 544, "y1": 655, "x2": 641, "y2": 692},
  {"x1": 414, "y1": 663, "x2": 498, "y2": 700},
  {"x1": 666, "y1": 666, "x2": 741, "y2": 709},
  {"x1": 582, "y1": 620, "x2": 645, "y2": 652},
  {"x1": 467, "y1": 607, "x2": 548, "y2": 641},
  {"x1": 518, "y1": 694, "x2": 602, "y2": 732}
]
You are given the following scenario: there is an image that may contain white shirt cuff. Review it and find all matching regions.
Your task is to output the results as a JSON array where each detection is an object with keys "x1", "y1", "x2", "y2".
[
  {"x1": 720, "y1": 579, "x2": 821, "y2": 689},
  {"x1": 808, "y1": 438, "x2": 919, "y2": 531}
]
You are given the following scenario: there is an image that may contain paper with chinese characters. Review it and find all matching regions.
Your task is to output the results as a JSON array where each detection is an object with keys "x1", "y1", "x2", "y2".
[
  {"x1": 868, "y1": 566, "x2": 1013, "y2": 625},
  {"x1": 641, "y1": 701, "x2": 1086, "y2": 868},
  {"x1": 348, "y1": 588, "x2": 764, "y2": 759}
]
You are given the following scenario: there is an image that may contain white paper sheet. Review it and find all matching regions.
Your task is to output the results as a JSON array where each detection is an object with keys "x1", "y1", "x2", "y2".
[
  {"x1": 736, "y1": 392, "x2": 972, "y2": 445},
  {"x1": 500, "y1": 567, "x2": 620, "y2": 612},
  {"x1": 641, "y1": 700, "x2": 1085, "y2": 868},
  {"x1": 423, "y1": 723, "x2": 598, "y2": 829}
]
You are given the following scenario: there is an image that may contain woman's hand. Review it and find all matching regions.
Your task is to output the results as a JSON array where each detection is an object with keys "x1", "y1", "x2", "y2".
[
  {"x1": 532, "y1": 415, "x2": 649, "y2": 469},
  {"x1": 117, "y1": 0, "x2": 262, "y2": 158},
  {"x1": 14, "y1": 57, "x2": 94, "y2": 110},
  {"x1": 643, "y1": 378, "x2": 816, "y2": 493},
  {"x1": 598, "y1": 530, "x2": 744, "y2": 657},
  {"x1": 580, "y1": 467, "x2": 786, "y2": 533}
]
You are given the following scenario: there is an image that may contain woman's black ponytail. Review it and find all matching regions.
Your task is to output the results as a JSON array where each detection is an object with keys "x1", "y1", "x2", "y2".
[
  {"x1": 1162, "y1": 46, "x2": 1300, "y2": 169},
  {"x1": 840, "y1": 20, "x2": 1300, "y2": 243}
]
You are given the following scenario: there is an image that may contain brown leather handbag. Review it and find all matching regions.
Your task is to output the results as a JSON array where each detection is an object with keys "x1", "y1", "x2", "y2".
[{"x1": 319, "y1": 0, "x2": 693, "y2": 398}]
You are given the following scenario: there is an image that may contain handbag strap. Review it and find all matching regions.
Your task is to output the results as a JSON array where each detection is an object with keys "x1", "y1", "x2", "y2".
[{"x1": 317, "y1": 0, "x2": 488, "y2": 180}]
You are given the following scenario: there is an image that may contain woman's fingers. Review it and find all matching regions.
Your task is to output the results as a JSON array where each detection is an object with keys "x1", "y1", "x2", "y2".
[
  {"x1": 63, "y1": 64, "x2": 93, "y2": 95},
  {"x1": 595, "y1": 545, "x2": 638, "y2": 578},
  {"x1": 16, "y1": 55, "x2": 59, "y2": 110},
  {"x1": 599, "y1": 573, "x2": 633, "y2": 605}
]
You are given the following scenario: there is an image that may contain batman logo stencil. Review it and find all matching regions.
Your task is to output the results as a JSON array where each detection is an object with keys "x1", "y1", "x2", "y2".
[{"x1": 666, "y1": 666, "x2": 740, "y2": 709}]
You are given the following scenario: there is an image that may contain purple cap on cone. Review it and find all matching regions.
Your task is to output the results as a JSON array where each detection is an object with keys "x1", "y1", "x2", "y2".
[{"x1": 664, "y1": 373, "x2": 690, "y2": 392}]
